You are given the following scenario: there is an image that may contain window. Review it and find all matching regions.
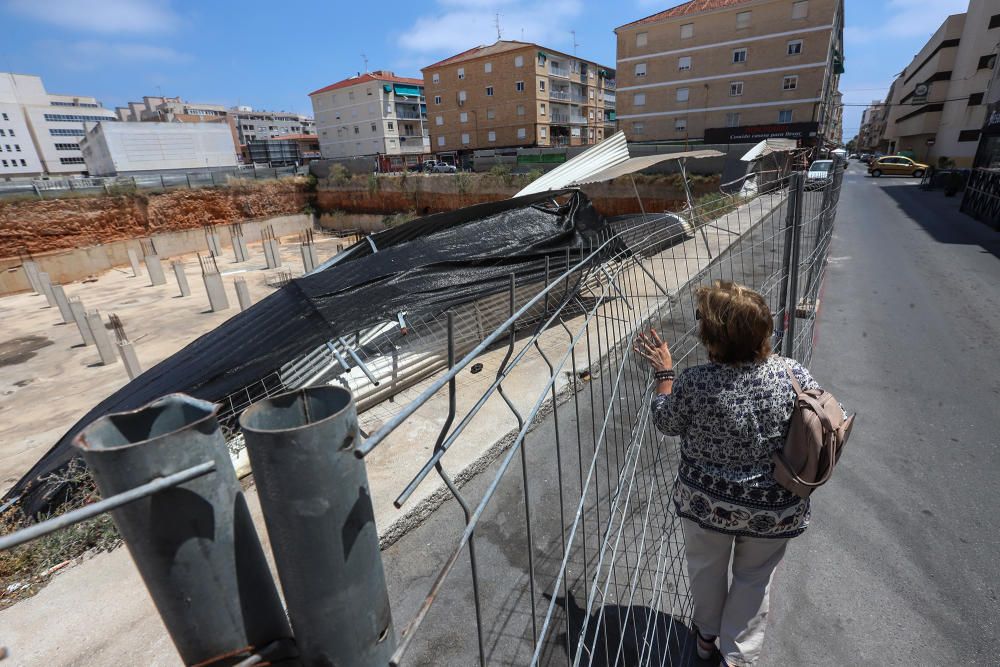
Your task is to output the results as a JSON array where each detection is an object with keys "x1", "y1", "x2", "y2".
[
  {"x1": 675, "y1": 118, "x2": 687, "y2": 132},
  {"x1": 969, "y1": 92, "x2": 985, "y2": 106},
  {"x1": 517, "y1": 128, "x2": 527, "y2": 139},
  {"x1": 354, "y1": 126, "x2": 359, "y2": 134},
  {"x1": 458, "y1": 67, "x2": 465, "y2": 79},
  {"x1": 680, "y1": 23, "x2": 694, "y2": 39},
  {"x1": 438, "y1": 136, "x2": 445, "y2": 147},
  {"x1": 635, "y1": 63, "x2": 647, "y2": 77},
  {"x1": 990, "y1": 14, "x2": 1000, "y2": 29},
  {"x1": 736, "y1": 11, "x2": 751, "y2": 28},
  {"x1": 634, "y1": 93, "x2": 646, "y2": 106},
  {"x1": 590, "y1": 89, "x2": 595, "y2": 99},
  {"x1": 589, "y1": 110, "x2": 594, "y2": 120},
  {"x1": 436, "y1": 115, "x2": 444, "y2": 125},
  {"x1": 540, "y1": 127, "x2": 547, "y2": 139},
  {"x1": 434, "y1": 95, "x2": 442, "y2": 105},
  {"x1": 388, "y1": 122, "x2": 395, "y2": 131},
  {"x1": 0, "y1": 129, "x2": 4, "y2": 136},
  {"x1": 460, "y1": 112, "x2": 468, "y2": 123},
  {"x1": 632, "y1": 122, "x2": 644, "y2": 135},
  {"x1": 1, "y1": 160, "x2": 6, "y2": 167},
  {"x1": 636, "y1": 32, "x2": 648, "y2": 47},
  {"x1": 539, "y1": 80, "x2": 546, "y2": 91},
  {"x1": 733, "y1": 48, "x2": 747, "y2": 64},
  {"x1": 792, "y1": 1, "x2": 808, "y2": 19},
  {"x1": 486, "y1": 86, "x2": 494, "y2": 97},
  {"x1": 538, "y1": 54, "x2": 546, "y2": 67},
  {"x1": 50, "y1": 128, "x2": 85, "y2": 136},
  {"x1": 15, "y1": 144, "x2": 21, "y2": 152},
  {"x1": 515, "y1": 55, "x2": 524, "y2": 67},
  {"x1": 432, "y1": 73, "x2": 440, "y2": 84},
  {"x1": 676, "y1": 87, "x2": 690, "y2": 102},
  {"x1": 730, "y1": 81, "x2": 744, "y2": 96},
  {"x1": 778, "y1": 109, "x2": 793, "y2": 123},
  {"x1": 485, "y1": 62, "x2": 492, "y2": 73},
  {"x1": 3, "y1": 145, "x2": 8, "y2": 152},
  {"x1": 783, "y1": 75, "x2": 798, "y2": 90},
  {"x1": 1, "y1": 113, "x2": 6, "y2": 120},
  {"x1": 726, "y1": 112, "x2": 741, "y2": 127},
  {"x1": 20, "y1": 159, "x2": 26, "y2": 166},
  {"x1": 516, "y1": 81, "x2": 525, "y2": 92},
  {"x1": 678, "y1": 56, "x2": 692, "y2": 71},
  {"x1": 959, "y1": 129, "x2": 981, "y2": 142},
  {"x1": 486, "y1": 108, "x2": 496, "y2": 120},
  {"x1": 59, "y1": 157, "x2": 86, "y2": 165},
  {"x1": 54, "y1": 143, "x2": 79, "y2": 151},
  {"x1": 371, "y1": 123, "x2": 377, "y2": 132},
  {"x1": 978, "y1": 54, "x2": 997, "y2": 70},
  {"x1": 366, "y1": 88, "x2": 372, "y2": 96},
  {"x1": 517, "y1": 104, "x2": 525, "y2": 116},
  {"x1": 787, "y1": 40, "x2": 803, "y2": 55},
  {"x1": 488, "y1": 131, "x2": 496, "y2": 142},
  {"x1": 540, "y1": 103, "x2": 546, "y2": 115},
  {"x1": 7, "y1": 130, "x2": 12, "y2": 137},
  {"x1": 43, "y1": 113, "x2": 112, "y2": 122},
  {"x1": 461, "y1": 133, "x2": 470, "y2": 144},
  {"x1": 458, "y1": 90, "x2": 467, "y2": 103}
]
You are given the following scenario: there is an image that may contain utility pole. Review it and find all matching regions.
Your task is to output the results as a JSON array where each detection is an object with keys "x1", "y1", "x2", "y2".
[
  {"x1": 361, "y1": 53, "x2": 368, "y2": 73},
  {"x1": 571, "y1": 30, "x2": 579, "y2": 56},
  {"x1": 494, "y1": 13, "x2": 502, "y2": 40}
]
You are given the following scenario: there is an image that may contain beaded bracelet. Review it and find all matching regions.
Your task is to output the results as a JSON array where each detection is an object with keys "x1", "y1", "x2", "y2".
[{"x1": 654, "y1": 369, "x2": 676, "y2": 382}]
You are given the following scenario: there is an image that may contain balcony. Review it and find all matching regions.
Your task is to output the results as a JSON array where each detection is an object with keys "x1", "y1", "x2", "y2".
[
  {"x1": 604, "y1": 79, "x2": 616, "y2": 90},
  {"x1": 396, "y1": 112, "x2": 424, "y2": 120},
  {"x1": 571, "y1": 94, "x2": 588, "y2": 104},
  {"x1": 603, "y1": 93, "x2": 616, "y2": 105},
  {"x1": 549, "y1": 89, "x2": 571, "y2": 101},
  {"x1": 569, "y1": 115, "x2": 588, "y2": 125},
  {"x1": 550, "y1": 65, "x2": 570, "y2": 78},
  {"x1": 550, "y1": 112, "x2": 571, "y2": 124}
]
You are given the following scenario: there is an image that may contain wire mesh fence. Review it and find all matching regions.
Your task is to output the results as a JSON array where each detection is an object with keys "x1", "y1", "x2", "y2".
[{"x1": 360, "y1": 164, "x2": 845, "y2": 666}]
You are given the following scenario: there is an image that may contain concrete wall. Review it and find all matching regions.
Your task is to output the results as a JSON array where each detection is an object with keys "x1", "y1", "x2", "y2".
[{"x1": 80, "y1": 122, "x2": 239, "y2": 176}]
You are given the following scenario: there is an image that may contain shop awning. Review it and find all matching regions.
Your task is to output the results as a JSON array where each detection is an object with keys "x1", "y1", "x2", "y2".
[{"x1": 394, "y1": 84, "x2": 422, "y2": 97}]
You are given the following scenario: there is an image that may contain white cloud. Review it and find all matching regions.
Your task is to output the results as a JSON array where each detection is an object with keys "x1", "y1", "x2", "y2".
[
  {"x1": 42, "y1": 39, "x2": 191, "y2": 71},
  {"x1": 6, "y1": 0, "x2": 180, "y2": 33},
  {"x1": 846, "y1": 0, "x2": 968, "y2": 44},
  {"x1": 397, "y1": 0, "x2": 583, "y2": 58}
]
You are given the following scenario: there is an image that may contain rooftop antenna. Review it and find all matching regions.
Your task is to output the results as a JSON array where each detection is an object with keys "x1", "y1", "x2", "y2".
[
  {"x1": 361, "y1": 53, "x2": 369, "y2": 73},
  {"x1": 494, "y1": 13, "x2": 502, "y2": 41},
  {"x1": 571, "y1": 30, "x2": 579, "y2": 56}
]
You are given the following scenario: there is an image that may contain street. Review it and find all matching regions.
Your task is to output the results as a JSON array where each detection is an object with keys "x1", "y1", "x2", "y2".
[{"x1": 763, "y1": 164, "x2": 1000, "y2": 665}]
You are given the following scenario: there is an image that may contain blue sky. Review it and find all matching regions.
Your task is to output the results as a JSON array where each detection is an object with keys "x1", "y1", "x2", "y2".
[{"x1": 0, "y1": 0, "x2": 972, "y2": 141}]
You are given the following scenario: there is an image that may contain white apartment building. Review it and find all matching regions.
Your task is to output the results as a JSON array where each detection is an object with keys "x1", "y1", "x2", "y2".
[
  {"x1": 79, "y1": 122, "x2": 238, "y2": 176},
  {"x1": 0, "y1": 73, "x2": 117, "y2": 179},
  {"x1": 230, "y1": 107, "x2": 315, "y2": 145},
  {"x1": 309, "y1": 71, "x2": 429, "y2": 159}
]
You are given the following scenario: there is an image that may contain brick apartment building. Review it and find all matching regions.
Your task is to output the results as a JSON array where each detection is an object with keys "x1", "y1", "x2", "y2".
[
  {"x1": 614, "y1": 0, "x2": 845, "y2": 146},
  {"x1": 422, "y1": 40, "x2": 617, "y2": 154}
]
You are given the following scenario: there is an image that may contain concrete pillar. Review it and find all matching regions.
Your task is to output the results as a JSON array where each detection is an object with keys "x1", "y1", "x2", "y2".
[
  {"x1": 234, "y1": 278, "x2": 252, "y2": 311},
  {"x1": 127, "y1": 248, "x2": 142, "y2": 278},
  {"x1": 203, "y1": 272, "x2": 229, "y2": 312},
  {"x1": 300, "y1": 243, "x2": 318, "y2": 274},
  {"x1": 86, "y1": 311, "x2": 117, "y2": 365},
  {"x1": 69, "y1": 299, "x2": 94, "y2": 345},
  {"x1": 22, "y1": 260, "x2": 43, "y2": 293},
  {"x1": 233, "y1": 235, "x2": 249, "y2": 263},
  {"x1": 145, "y1": 255, "x2": 167, "y2": 286},
  {"x1": 172, "y1": 261, "x2": 191, "y2": 297},
  {"x1": 264, "y1": 240, "x2": 281, "y2": 269},
  {"x1": 207, "y1": 232, "x2": 223, "y2": 257},
  {"x1": 117, "y1": 340, "x2": 142, "y2": 379},
  {"x1": 36, "y1": 272, "x2": 57, "y2": 308},
  {"x1": 51, "y1": 284, "x2": 74, "y2": 323}
]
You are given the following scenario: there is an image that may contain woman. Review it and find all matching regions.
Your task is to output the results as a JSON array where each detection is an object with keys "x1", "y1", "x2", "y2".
[{"x1": 634, "y1": 280, "x2": 835, "y2": 667}]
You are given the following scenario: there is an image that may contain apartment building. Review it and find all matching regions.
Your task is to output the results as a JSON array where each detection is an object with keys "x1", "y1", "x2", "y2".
[
  {"x1": 422, "y1": 40, "x2": 617, "y2": 153},
  {"x1": 115, "y1": 96, "x2": 229, "y2": 123},
  {"x1": 0, "y1": 73, "x2": 117, "y2": 178},
  {"x1": 857, "y1": 101, "x2": 885, "y2": 152},
  {"x1": 614, "y1": 0, "x2": 845, "y2": 145},
  {"x1": 230, "y1": 107, "x2": 315, "y2": 145},
  {"x1": 309, "y1": 71, "x2": 429, "y2": 159},
  {"x1": 881, "y1": 0, "x2": 1000, "y2": 168}
]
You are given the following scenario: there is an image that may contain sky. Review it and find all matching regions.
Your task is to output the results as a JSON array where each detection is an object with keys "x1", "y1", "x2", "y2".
[{"x1": 0, "y1": 0, "x2": 974, "y2": 141}]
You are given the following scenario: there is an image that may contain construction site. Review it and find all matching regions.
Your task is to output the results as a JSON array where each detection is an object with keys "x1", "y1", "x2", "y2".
[{"x1": 0, "y1": 134, "x2": 843, "y2": 666}]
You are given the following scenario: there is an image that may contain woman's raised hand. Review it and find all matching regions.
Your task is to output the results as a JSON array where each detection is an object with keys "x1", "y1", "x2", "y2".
[{"x1": 633, "y1": 329, "x2": 673, "y2": 372}]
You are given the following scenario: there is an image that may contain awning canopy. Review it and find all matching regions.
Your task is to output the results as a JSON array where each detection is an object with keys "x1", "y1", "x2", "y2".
[
  {"x1": 515, "y1": 131, "x2": 630, "y2": 196},
  {"x1": 393, "y1": 84, "x2": 422, "y2": 97},
  {"x1": 740, "y1": 138, "x2": 798, "y2": 162},
  {"x1": 570, "y1": 150, "x2": 724, "y2": 186}
]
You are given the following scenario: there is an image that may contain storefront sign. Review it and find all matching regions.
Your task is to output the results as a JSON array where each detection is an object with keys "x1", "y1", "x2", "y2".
[{"x1": 704, "y1": 122, "x2": 819, "y2": 143}]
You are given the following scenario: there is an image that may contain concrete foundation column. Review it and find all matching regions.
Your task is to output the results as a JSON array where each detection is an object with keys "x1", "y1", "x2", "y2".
[
  {"x1": 127, "y1": 248, "x2": 142, "y2": 278},
  {"x1": 172, "y1": 261, "x2": 191, "y2": 297},
  {"x1": 264, "y1": 240, "x2": 281, "y2": 269},
  {"x1": 145, "y1": 255, "x2": 167, "y2": 286},
  {"x1": 234, "y1": 277, "x2": 252, "y2": 311},
  {"x1": 300, "y1": 243, "x2": 318, "y2": 274},
  {"x1": 69, "y1": 298, "x2": 94, "y2": 345},
  {"x1": 86, "y1": 311, "x2": 118, "y2": 365},
  {"x1": 22, "y1": 260, "x2": 43, "y2": 293},
  {"x1": 233, "y1": 235, "x2": 249, "y2": 263},
  {"x1": 203, "y1": 272, "x2": 229, "y2": 312},
  {"x1": 37, "y1": 272, "x2": 57, "y2": 308},
  {"x1": 207, "y1": 232, "x2": 223, "y2": 257},
  {"x1": 117, "y1": 340, "x2": 142, "y2": 379},
  {"x1": 51, "y1": 284, "x2": 74, "y2": 323}
]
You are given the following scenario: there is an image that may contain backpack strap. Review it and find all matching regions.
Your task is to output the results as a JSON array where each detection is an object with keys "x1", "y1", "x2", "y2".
[{"x1": 781, "y1": 359, "x2": 803, "y2": 395}]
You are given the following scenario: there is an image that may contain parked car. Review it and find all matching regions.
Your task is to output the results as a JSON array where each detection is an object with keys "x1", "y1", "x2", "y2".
[
  {"x1": 849, "y1": 153, "x2": 860, "y2": 160},
  {"x1": 867, "y1": 155, "x2": 928, "y2": 178},
  {"x1": 431, "y1": 162, "x2": 457, "y2": 173},
  {"x1": 859, "y1": 153, "x2": 873, "y2": 164},
  {"x1": 806, "y1": 159, "x2": 835, "y2": 183}
]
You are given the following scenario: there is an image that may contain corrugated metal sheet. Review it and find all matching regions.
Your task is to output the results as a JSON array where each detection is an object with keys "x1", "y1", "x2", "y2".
[
  {"x1": 740, "y1": 139, "x2": 797, "y2": 162},
  {"x1": 570, "y1": 149, "x2": 724, "y2": 186},
  {"x1": 515, "y1": 131, "x2": 630, "y2": 197}
]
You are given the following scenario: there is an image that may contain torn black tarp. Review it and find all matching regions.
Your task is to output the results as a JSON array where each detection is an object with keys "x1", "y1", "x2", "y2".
[{"x1": 5, "y1": 189, "x2": 620, "y2": 516}]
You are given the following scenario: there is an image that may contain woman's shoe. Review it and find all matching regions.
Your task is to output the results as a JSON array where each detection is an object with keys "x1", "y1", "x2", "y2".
[{"x1": 694, "y1": 628, "x2": 717, "y2": 660}]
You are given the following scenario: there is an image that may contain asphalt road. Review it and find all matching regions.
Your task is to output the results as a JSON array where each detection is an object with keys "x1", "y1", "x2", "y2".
[{"x1": 762, "y1": 164, "x2": 1000, "y2": 666}]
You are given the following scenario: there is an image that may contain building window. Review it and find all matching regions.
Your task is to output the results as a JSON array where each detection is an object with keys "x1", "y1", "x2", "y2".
[
  {"x1": 354, "y1": 126, "x2": 359, "y2": 134},
  {"x1": 726, "y1": 112, "x2": 741, "y2": 127},
  {"x1": 990, "y1": 14, "x2": 1000, "y2": 29},
  {"x1": 730, "y1": 81, "x2": 744, "y2": 96},
  {"x1": 680, "y1": 23, "x2": 694, "y2": 39},
  {"x1": 20, "y1": 159, "x2": 26, "y2": 166},
  {"x1": 1, "y1": 113, "x2": 6, "y2": 120},
  {"x1": 487, "y1": 108, "x2": 496, "y2": 120},
  {"x1": 0, "y1": 129, "x2": 4, "y2": 136},
  {"x1": 978, "y1": 54, "x2": 997, "y2": 70},
  {"x1": 792, "y1": 1, "x2": 808, "y2": 19},
  {"x1": 461, "y1": 133, "x2": 470, "y2": 144},
  {"x1": 517, "y1": 104, "x2": 525, "y2": 116},
  {"x1": 540, "y1": 103, "x2": 546, "y2": 115},
  {"x1": 678, "y1": 56, "x2": 692, "y2": 71},
  {"x1": 485, "y1": 62, "x2": 492, "y2": 73},
  {"x1": 733, "y1": 48, "x2": 747, "y2": 64},
  {"x1": 366, "y1": 88, "x2": 372, "y2": 96},
  {"x1": 783, "y1": 75, "x2": 798, "y2": 90},
  {"x1": 15, "y1": 144, "x2": 21, "y2": 152},
  {"x1": 540, "y1": 127, "x2": 547, "y2": 139},
  {"x1": 632, "y1": 122, "x2": 644, "y2": 135},
  {"x1": 958, "y1": 129, "x2": 981, "y2": 142},
  {"x1": 676, "y1": 87, "x2": 690, "y2": 102},
  {"x1": 969, "y1": 92, "x2": 985, "y2": 106},
  {"x1": 434, "y1": 95, "x2": 442, "y2": 105},
  {"x1": 438, "y1": 136, "x2": 445, "y2": 147},
  {"x1": 1, "y1": 160, "x2": 6, "y2": 167},
  {"x1": 43, "y1": 113, "x2": 112, "y2": 122},
  {"x1": 458, "y1": 67, "x2": 465, "y2": 79},
  {"x1": 634, "y1": 93, "x2": 646, "y2": 106},
  {"x1": 458, "y1": 90, "x2": 467, "y2": 103},
  {"x1": 539, "y1": 80, "x2": 546, "y2": 91},
  {"x1": 788, "y1": 40, "x2": 803, "y2": 55},
  {"x1": 636, "y1": 32, "x2": 648, "y2": 47},
  {"x1": 460, "y1": 112, "x2": 468, "y2": 123},
  {"x1": 515, "y1": 55, "x2": 524, "y2": 67},
  {"x1": 516, "y1": 80, "x2": 525, "y2": 92},
  {"x1": 517, "y1": 128, "x2": 527, "y2": 139},
  {"x1": 54, "y1": 143, "x2": 79, "y2": 151},
  {"x1": 7, "y1": 130, "x2": 12, "y2": 137},
  {"x1": 59, "y1": 157, "x2": 86, "y2": 165},
  {"x1": 778, "y1": 109, "x2": 793, "y2": 123},
  {"x1": 433, "y1": 73, "x2": 440, "y2": 84},
  {"x1": 371, "y1": 123, "x2": 377, "y2": 132},
  {"x1": 675, "y1": 118, "x2": 687, "y2": 132},
  {"x1": 736, "y1": 11, "x2": 751, "y2": 28},
  {"x1": 50, "y1": 128, "x2": 85, "y2": 136},
  {"x1": 488, "y1": 130, "x2": 496, "y2": 142},
  {"x1": 486, "y1": 86, "x2": 494, "y2": 97},
  {"x1": 436, "y1": 115, "x2": 444, "y2": 125},
  {"x1": 589, "y1": 110, "x2": 594, "y2": 120},
  {"x1": 538, "y1": 53, "x2": 546, "y2": 66},
  {"x1": 635, "y1": 63, "x2": 647, "y2": 77}
]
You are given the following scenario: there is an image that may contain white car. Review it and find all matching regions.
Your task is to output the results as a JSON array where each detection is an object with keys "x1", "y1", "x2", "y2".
[
  {"x1": 431, "y1": 163, "x2": 457, "y2": 173},
  {"x1": 806, "y1": 160, "x2": 834, "y2": 182}
]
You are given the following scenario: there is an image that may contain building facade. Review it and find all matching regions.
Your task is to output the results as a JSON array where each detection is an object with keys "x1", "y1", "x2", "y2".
[
  {"x1": 309, "y1": 71, "x2": 430, "y2": 159},
  {"x1": 115, "y1": 96, "x2": 229, "y2": 123},
  {"x1": 79, "y1": 122, "x2": 238, "y2": 176},
  {"x1": 614, "y1": 0, "x2": 844, "y2": 145},
  {"x1": 422, "y1": 40, "x2": 617, "y2": 154},
  {"x1": 247, "y1": 134, "x2": 321, "y2": 166},
  {"x1": 0, "y1": 73, "x2": 117, "y2": 179},
  {"x1": 229, "y1": 107, "x2": 315, "y2": 145},
  {"x1": 882, "y1": 0, "x2": 1000, "y2": 168}
]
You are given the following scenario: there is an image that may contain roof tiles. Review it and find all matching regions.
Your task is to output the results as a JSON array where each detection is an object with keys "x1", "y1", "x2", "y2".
[
  {"x1": 619, "y1": 0, "x2": 756, "y2": 29},
  {"x1": 308, "y1": 71, "x2": 424, "y2": 97}
]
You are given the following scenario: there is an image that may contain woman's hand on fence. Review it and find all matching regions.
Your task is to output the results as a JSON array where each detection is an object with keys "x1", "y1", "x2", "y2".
[{"x1": 634, "y1": 330, "x2": 673, "y2": 372}]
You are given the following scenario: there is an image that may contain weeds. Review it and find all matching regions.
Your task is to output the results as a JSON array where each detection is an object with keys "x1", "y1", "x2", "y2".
[
  {"x1": 455, "y1": 172, "x2": 472, "y2": 194},
  {"x1": 382, "y1": 210, "x2": 417, "y2": 228},
  {"x1": 367, "y1": 172, "x2": 380, "y2": 194}
]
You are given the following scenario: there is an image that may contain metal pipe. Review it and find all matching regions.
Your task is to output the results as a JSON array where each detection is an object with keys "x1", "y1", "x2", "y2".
[
  {"x1": 338, "y1": 336, "x2": 380, "y2": 386},
  {"x1": 73, "y1": 394, "x2": 292, "y2": 666},
  {"x1": 240, "y1": 386, "x2": 395, "y2": 667}
]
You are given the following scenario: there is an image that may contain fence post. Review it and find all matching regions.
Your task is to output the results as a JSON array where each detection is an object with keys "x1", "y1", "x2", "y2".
[
  {"x1": 240, "y1": 386, "x2": 396, "y2": 666},
  {"x1": 782, "y1": 172, "x2": 805, "y2": 358},
  {"x1": 73, "y1": 394, "x2": 293, "y2": 665}
]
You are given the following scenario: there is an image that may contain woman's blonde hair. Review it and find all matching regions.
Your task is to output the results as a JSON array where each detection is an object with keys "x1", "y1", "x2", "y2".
[{"x1": 695, "y1": 280, "x2": 773, "y2": 364}]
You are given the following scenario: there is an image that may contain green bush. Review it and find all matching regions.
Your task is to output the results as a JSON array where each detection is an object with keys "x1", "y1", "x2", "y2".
[
  {"x1": 489, "y1": 164, "x2": 515, "y2": 187},
  {"x1": 525, "y1": 169, "x2": 543, "y2": 182},
  {"x1": 455, "y1": 172, "x2": 472, "y2": 194},
  {"x1": 382, "y1": 210, "x2": 417, "y2": 228},
  {"x1": 367, "y1": 172, "x2": 380, "y2": 194}
]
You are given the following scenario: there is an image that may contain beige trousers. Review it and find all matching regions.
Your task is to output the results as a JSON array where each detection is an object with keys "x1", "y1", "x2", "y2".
[{"x1": 681, "y1": 518, "x2": 789, "y2": 666}]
